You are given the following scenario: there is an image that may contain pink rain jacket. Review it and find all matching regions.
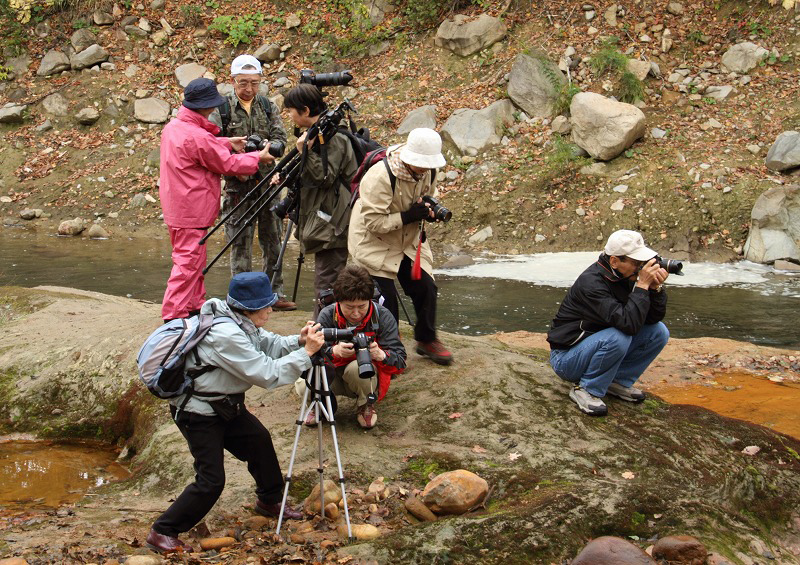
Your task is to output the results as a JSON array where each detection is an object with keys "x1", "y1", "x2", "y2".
[{"x1": 159, "y1": 106, "x2": 261, "y2": 228}]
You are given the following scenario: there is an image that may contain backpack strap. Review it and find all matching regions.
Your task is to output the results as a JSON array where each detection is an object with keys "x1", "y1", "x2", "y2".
[
  {"x1": 218, "y1": 99, "x2": 231, "y2": 137},
  {"x1": 256, "y1": 94, "x2": 271, "y2": 117},
  {"x1": 383, "y1": 158, "x2": 397, "y2": 194}
]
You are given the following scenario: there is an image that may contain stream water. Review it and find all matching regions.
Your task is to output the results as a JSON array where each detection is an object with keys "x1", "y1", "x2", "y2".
[{"x1": 1, "y1": 231, "x2": 799, "y2": 347}]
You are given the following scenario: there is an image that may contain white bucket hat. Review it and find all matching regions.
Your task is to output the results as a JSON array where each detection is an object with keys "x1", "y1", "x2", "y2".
[
  {"x1": 604, "y1": 230, "x2": 657, "y2": 261},
  {"x1": 231, "y1": 54, "x2": 262, "y2": 76},
  {"x1": 399, "y1": 128, "x2": 446, "y2": 169}
]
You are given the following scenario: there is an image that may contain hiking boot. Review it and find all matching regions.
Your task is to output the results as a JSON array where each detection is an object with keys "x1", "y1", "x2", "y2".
[
  {"x1": 569, "y1": 386, "x2": 607, "y2": 416},
  {"x1": 356, "y1": 403, "x2": 377, "y2": 429},
  {"x1": 145, "y1": 529, "x2": 194, "y2": 554},
  {"x1": 606, "y1": 382, "x2": 646, "y2": 403},
  {"x1": 254, "y1": 500, "x2": 303, "y2": 521},
  {"x1": 273, "y1": 299, "x2": 297, "y2": 312},
  {"x1": 415, "y1": 340, "x2": 453, "y2": 365}
]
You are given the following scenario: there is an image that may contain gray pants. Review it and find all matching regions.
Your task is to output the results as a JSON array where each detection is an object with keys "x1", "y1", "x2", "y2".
[
  {"x1": 313, "y1": 247, "x2": 348, "y2": 318},
  {"x1": 223, "y1": 185, "x2": 285, "y2": 297}
]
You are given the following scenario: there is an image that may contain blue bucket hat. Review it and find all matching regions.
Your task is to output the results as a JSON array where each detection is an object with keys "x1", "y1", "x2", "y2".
[
  {"x1": 227, "y1": 272, "x2": 279, "y2": 311},
  {"x1": 182, "y1": 77, "x2": 226, "y2": 110}
]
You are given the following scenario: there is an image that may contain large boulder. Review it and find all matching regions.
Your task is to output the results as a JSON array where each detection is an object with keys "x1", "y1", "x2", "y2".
[
  {"x1": 134, "y1": 98, "x2": 171, "y2": 123},
  {"x1": 570, "y1": 92, "x2": 646, "y2": 160},
  {"x1": 651, "y1": 535, "x2": 707, "y2": 565},
  {"x1": 37, "y1": 49, "x2": 71, "y2": 76},
  {"x1": 70, "y1": 28, "x2": 98, "y2": 52},
  {"x1": 507, "y1": 52, "x2": 566, "y2": 118},
  {"x1": 441, "y1": 99, "x2": 515, "y2": 157},
  {"x1": 743, "y1": 185, "x2": 800, "y2": 263},
  {"x1": 435, "y1": 14, "x2": 506, "y2": 57},
  {"x1": 421, "y1": 469, "x2": 488, "y2": 515},
  {"x1": 42, "y1": 93, "x2": 69, "y2": 116},
  {"x1": 174, "y1": 62, "x2": 206, "y2": 87},
  {"x1": 397, "y1": 105, "x2": 437, "y2": 135},
  {"x1": 572, "y1": 536, "x2": 656, "y2": 565},
  {"x1": 75, "y1": 107, "x2": 100, "y2": 125},
  {"x1": 721, "y1": 41, "x2": 769, "y2": 73},
  {"x1": 70, "y1": 44, "x2": 109, "y2": 71},
  {"x1": 7, "y1": 54, "x2": 32, "y2": 78},
  {"x1": 765, "y1": 131, "x2": 800, "y2": 172},
  {"x1": 0, "y1": 104, "x2": 26, "y2": 124}
]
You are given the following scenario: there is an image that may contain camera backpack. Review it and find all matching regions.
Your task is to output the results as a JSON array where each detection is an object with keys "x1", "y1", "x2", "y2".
[
  {"x1": 347, "y1": 148, "x2": 437, "y2": 207},
  {"x1": 136, "y1": 314, "x2": 235, "y2": 399}
]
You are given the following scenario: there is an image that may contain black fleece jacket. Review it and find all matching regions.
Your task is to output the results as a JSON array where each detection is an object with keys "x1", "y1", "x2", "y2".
[{"x1": 546, "y1": 254, "x2": 668, "y2": 350}]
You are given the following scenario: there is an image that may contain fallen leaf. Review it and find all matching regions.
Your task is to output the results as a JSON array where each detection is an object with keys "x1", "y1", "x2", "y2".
[
  {"x1": 448, "y1": 412, "x2": 462, "y2": 419},
  {"x1": 509, "y1": 452, "x2": 521, "y2": 461},
  {"x1": 621, "y1": 471, "x2": 635, "y2": 480},
  {"x1": 472, "y1": 445, "x2": 487, "y2": 453}
]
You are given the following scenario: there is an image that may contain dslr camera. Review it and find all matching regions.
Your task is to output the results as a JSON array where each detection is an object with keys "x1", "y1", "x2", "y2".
[
  {"x1": 655, "y1": 256, "x2": 684, "y2": 276},
  {"x1": 322, "y1": 328, "x2": 375, "y2": 379},
  {"x1": 270, "y1": 186, "x2": 299, "y2": 219},
  {"x1": 421, "y1": 195, "x2": 452, "y2": 222},
  {"x1": 299, "y1": 68, "x2": 353, "y2": 88},
  {"x1": 244, "y1": 134, "x2": 285, "y2": 158}
]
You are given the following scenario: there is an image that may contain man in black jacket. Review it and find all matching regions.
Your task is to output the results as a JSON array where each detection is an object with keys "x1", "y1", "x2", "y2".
[
  {"x1": 547, "y1": 230, "x2": 670, "y2": 416},
  {"x1": 314, "y1": 265, "x2": 407, "y2": 429}
]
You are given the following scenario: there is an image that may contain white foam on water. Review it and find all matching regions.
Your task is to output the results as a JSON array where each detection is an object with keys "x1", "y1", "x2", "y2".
[{"x1": 436, "y1": 252, "x2": 800, "y2": 293}]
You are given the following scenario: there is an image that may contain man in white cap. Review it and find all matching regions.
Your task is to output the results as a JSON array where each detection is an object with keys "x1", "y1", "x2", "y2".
[
  {"x1": 209, "y1": 54, "x2": 295, "y2": 311},
  {"x1": 348, "y1": 128, "x2": 453, "y2": 366},
  {"x1": 546, "y1": 230, "x2": 670, "y2": 416}
]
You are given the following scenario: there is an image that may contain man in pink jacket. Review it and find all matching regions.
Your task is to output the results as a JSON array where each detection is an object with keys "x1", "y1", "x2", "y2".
[{"x1": 159, "y1": 78, "x2": 276, "y2": 321}]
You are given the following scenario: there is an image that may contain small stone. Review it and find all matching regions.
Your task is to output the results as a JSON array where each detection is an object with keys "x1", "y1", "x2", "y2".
[
  {"x1": 58, "y1": 218, "x2": 86, "y2": 236},
  {"x1": 124, "y1": 557, "x2": 162, "y2": 565},
  {"x1": 19, "y1": 209, "x2": 39, "y2": 220},
  {"x1": 421, "y1": 469, "x2": 488, "y2": 515},
  {"x1": 0, "y1": 196, "x2": 13, "y2": 203},
  {"x1": 576, "y1": 207, "x2": 586, "y2": 216},
  {"x1": 242, "y1": 516, "x2": 270, "y2": 530},
  {"x1": 774, "y1": 260, "x2": 800, "y2": 272},
  {"x1": 723, "y1": 186, "x2": 732, "y2": 194},
  {"x1": 652, "y1": 535, "x2": 707, "y2": 565},
  {"x1": 144, "y1": 194, "x2": 157, "y2": 203},
  {"x1": 199, "y1": 537, "x2": 236, "y2": 551},
  {"x1": 324, "y1": 502, "x2": 339, "y2": 519},
  {"x1": 573, "y1": 536, "x2": 656, "y2": 565},
  {"x1": 0, "y1": 558, "x2": 29, "y2": 565},
  {"x1": 87, "y1": 224, "x2": 110, "y2": 238},
  {"x1": 651, "y1": 128, "x2": 667, "y2": 139},
  {"x1": 534, "y1": 234, "x2": 546, "y2": 243},
  {"x1": 285, "y1": 13, "x2": 301, "y2": 29},
  {"x1": 612, "y1": 184, "x2": 629, "y2": 193},
  {"x1": 610, "y1": 199, "x2": 625, "y2": 211},
  {"x1": 742, "y1": 445, "x2": 761, "y2": 455},
  {"x1": 75, "y1": 107, "x2": 101, "y2": 125},
  {"x1": 746, "y1": 144, "x2": 761, "y2": 155},
  {"x1": 339, "y1": 523, "x2": 379, "y2": 541},
  {"x1": 404, "y1": 496, "x2": 437, "y2": 522}
]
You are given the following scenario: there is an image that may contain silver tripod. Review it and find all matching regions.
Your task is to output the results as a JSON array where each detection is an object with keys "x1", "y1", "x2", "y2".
[{"x1": 276, "y1": 354, "x2": 353, "y2": 539}]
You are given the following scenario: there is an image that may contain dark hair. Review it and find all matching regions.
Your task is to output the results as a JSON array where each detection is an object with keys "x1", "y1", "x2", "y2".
[
  {"x1": 333, "y1": 265, "x2": 374, "y2": 302},
  {"x1": 283, "y1": 84, "x2": 327, "y2": 117}
]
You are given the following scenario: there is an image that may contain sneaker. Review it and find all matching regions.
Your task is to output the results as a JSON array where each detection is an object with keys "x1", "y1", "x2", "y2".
[
  {"x1": 606, "y1": 382, "x2": 646, "y2": 403},
  {"x1": 569, "y1": 386, "x2": 607, "y2": 416},
  {"x1": 415, "y1": 340, "x2": 453, "y2": 365},
  {"x1": 356, "y1": 403, "x2": 377, "y2": 429},
  {"x1": 273, "y1": 299, "x2": 297, "y2": 312}
]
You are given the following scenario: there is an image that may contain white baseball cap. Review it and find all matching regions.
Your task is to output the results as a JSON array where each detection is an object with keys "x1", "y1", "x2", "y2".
[
  {"x1": 399, "y1": 128, "x2": 446, "y2": 169},
  {"x1": 604, "y1": 230, "x2": 657, "y2": 261},
  {"x1": 231, "y1": 54, "x2": 262, "y2": 76}
]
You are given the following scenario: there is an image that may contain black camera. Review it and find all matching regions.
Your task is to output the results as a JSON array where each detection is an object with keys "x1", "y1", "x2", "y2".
[
  {"x1": 244, "y1": 134, "x2": 285, "y2": 158},
  {"x1": 656, "y1": 256, "x2": 684, "y2": 276},
  {"x1": 421, "y1": 195, "x2": 452, "y2": 222},
  {"x1": 300, "y1": 68, "x2": 353, "y2": 88},
  {"x1": 322, "y1": 328, "x2": 375, "y2": 379},
  {"x1": 270, "y1": 186, "x2": 299, "y2": 218}
]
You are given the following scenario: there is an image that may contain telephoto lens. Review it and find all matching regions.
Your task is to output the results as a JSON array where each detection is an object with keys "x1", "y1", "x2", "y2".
[
  {"x1": 421, "y1": 195, "x2": 452, "y2": 222},
  {"x1": 352, "y1": 333, "x2": 375, "y2": 379},
  {"x1": 322, "y1": 327, "x2": 355, "y2": 344},
  {"x1": 299, "y1": 69, "x2": 353, "y2": 87},
  {"x1": 268, "y1": 140, "x2": 285, "y2": 158},
  {"x1": 656, "y1": 256, "x2": 684, "y2": 276}
]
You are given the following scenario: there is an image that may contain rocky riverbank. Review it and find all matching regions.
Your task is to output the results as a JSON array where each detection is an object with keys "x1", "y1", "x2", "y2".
[{"x1": 1, "y1": 286, "x2": 799, "y2": 564}]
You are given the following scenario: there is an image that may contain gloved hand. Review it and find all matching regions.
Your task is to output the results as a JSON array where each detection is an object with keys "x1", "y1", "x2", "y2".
[{"x1": 400, "y1": 201, "x2": 430, "y2": 225}]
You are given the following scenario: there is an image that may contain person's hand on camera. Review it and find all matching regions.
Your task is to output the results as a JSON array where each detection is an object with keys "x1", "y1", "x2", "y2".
[
  {"x1": 333, "y1": 341, "x2": 355, "y2": 359},
  {"x1": 229, "y1": 136, "x2": 247, "y2": 153},
  {"x1": 295, "y1": 132, "x2": 309, "y2": 153},
  {"x1": 258, "y1": 146, "x2": 276, "y2": 165},
  {"x1": 270, "y1": 174, "x2": 281, "y2": 186},
  {"x1": 401, "y1": 199, "x2": 432, "y2": 225},
  {"x1": 303, "y1": 324, "x2": 324, "y2": 356},
  {"x1": 636, "y1": 259, "x2": 668, "y2": 291},
  {"x1": 298, "y1": 321, "x2": 315, "y2": 345},
  {"x1": 369, "y1": 341, "x2": 386, "y2": 362}
]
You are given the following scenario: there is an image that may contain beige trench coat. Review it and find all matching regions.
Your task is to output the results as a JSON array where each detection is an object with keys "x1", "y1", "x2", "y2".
[{"x1": 348, "y1": 154, "x2": 437, "y2": 280}]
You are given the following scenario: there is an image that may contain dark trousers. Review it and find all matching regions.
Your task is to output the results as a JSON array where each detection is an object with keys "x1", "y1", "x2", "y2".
[
  {"x1": 314, "y1": 247, "x2": 348, "y2": 318},
  {"x1": 373, "y1": 255, "x2": 438, "y2": 343},
  {"x1": 152, "y1": 407, "x2": 284, "y2": 537}
]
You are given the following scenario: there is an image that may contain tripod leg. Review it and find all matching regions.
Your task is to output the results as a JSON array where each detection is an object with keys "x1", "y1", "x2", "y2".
[
  {"x1": 319, "y1": 365, "x2": 354, "y2": 539},
  {"x1": 315, "y1": 365, "x2": 326, "y2": 520},
  {"x1": 269, "y1": 219, "x2": 294, "y2": 285},
  {"x1": 292, "y1": 252, "x2": 305, "y2": 304},
  {"x1": 276, "y1": 373, "x2": 313, "y2": 536}
]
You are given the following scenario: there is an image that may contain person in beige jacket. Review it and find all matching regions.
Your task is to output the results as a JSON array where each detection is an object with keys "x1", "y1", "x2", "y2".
[{"x1": 348, "y1": 128, "x2": 453, "y2": 365}]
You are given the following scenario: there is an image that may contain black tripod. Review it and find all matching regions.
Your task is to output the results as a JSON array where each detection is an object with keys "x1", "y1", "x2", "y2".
[{"x1": 276, "y1": 354, "x2": 353, "y2": 539}]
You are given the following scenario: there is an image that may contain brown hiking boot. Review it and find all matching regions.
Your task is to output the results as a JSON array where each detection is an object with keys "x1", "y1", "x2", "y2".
[
  {"x1": 145, "y1": 529, "x2": 194, "y2": 554},
  {"x1": 273, "y1": 299, "x2": 297, "y2": 312},
  {"x1": 415, "y1": 340, "x2": 453, "y2": 365}
]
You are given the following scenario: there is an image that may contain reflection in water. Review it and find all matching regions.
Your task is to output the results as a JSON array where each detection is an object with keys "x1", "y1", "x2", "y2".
[
  {"x1": 1, "y1": 231, "x2": 798, "y2": 347},
  {"x1": 0, "y1": 439, "x2": 129, "y2": 510}
]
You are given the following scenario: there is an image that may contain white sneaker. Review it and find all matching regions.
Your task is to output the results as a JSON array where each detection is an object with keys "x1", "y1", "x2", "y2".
[
  {"x1": 569, "y1": 387, "x2": 607, "y2": 416},
  {"x1": 606, "y1": 382, "x2": 646, "y2": 403}
]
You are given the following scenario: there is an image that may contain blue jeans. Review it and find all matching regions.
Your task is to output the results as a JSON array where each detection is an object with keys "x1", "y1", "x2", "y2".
[{"x1": 549, "y1": 323, "x2": 669, "y2": 398}]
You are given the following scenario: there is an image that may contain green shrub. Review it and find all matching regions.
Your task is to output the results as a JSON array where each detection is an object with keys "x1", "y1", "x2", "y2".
[
  {"x1": 617, "y1": 70, "x2": 644, "y2": 103},
  {"x1": 588, "y1": 37, "x2": 627, "y2": 75},
  {"x1": 179, "y1": 4, "x2": 202, "y2": 26},
  {"x1": 553, "y1": 83, "x2": 582, "y2": 116},
  {"x1": 208, "y1": 13, "x2": 263, "y2": 46}
]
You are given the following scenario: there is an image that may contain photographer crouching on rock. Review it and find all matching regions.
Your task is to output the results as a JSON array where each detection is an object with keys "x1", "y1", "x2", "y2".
[
  {"x1": 146, "y1": 272, "x2": 324, "y2": 554},
  {"x1": 547, "y1": 230, "x2": 670, "y2": 417},
  {"x1": 312, "y1": 265, "x2": 407, "y2": 430},
  {"x1": 349, "y1": 128, "x2": 453, "y2": 366}
]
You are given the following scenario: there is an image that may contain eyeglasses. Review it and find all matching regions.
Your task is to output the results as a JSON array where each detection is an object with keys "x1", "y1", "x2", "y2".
[
  {"x1": 623, "y1": 257, "x2": 647, "y2": 270},
  {"x1": 234, "y1": 79, "x2": 261, "y2": 88}
]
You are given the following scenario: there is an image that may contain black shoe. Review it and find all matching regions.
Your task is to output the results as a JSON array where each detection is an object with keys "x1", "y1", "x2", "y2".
[
  {"x1": 255, "y1": 499, "x2": 303, "y2": 520},
  {"x1": 145, "y1": 529, "x2": 194, "y2": 553}
]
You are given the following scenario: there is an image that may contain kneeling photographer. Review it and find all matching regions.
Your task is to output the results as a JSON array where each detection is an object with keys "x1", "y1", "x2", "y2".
[
  {"x1": 348, "y1": 128, "x2": 453, "y2": 366},
  {"x1": 313, "y1": 265, "x2": 407, "y2": 430}
]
